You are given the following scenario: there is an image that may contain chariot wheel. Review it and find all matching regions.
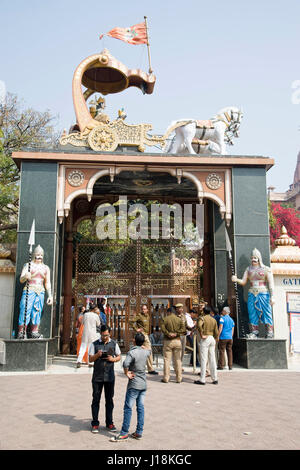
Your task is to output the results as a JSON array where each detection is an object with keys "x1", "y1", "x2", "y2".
[{"x1": 88, "y1": 124, "x2": 118, "y2": 152}]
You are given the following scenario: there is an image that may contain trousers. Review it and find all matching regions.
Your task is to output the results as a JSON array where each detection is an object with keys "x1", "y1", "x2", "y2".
[
  {"x1": 163, "y1": 337, "x2": 182, "y2": 382},
  {"x1": 91, "y1": 380, "x2": 115, "y2": 427},
  {"x1": 143, "y1": 334, "x2": 155, "y2": 372},
  {"x1": 218, "y1": 339, "x2": 233, "y2": 368},
  {"x1": 199, "y1": 336, "x2": 217, "y2": 383},
  {"x1": 121, "y1": 388, "x2": 146, "y2": 436}
]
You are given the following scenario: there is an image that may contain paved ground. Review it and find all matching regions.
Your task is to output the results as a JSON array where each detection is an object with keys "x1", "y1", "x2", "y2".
[{"x1": 1, "y1": 356, "x2": 300, "y2": 451}]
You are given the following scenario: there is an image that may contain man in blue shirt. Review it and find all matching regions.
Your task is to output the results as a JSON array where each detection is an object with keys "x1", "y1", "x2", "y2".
[{"x1": 217, "y1": 306, "x2": 235, "y2": 370}]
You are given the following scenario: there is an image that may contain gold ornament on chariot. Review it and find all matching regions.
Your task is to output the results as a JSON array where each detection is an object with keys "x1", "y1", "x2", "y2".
[
  {"x1": 87, "y1": 124, "x2": 118, "y2": 152},
  {"x1": 99, "y1": 54, "x2": 109, "y2": 65}
]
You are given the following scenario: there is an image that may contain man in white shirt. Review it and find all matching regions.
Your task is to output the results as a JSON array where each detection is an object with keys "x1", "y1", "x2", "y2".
[{"x1": 76, "y1": 306, "x2": 101, "y2": 368}]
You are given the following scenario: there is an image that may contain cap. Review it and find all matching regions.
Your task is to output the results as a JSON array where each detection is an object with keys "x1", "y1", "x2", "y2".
[{"x1": 174, "y1": 303, "x2": 183, "y2": 308}]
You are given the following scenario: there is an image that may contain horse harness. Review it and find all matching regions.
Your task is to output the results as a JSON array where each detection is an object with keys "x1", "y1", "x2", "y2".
[{"x1": 193, "y1": 119, "x2": 215, "y2": 149}]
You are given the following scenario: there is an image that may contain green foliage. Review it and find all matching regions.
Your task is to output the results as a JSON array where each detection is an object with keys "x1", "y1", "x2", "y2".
[
  {"x1": 0, "y1": 93, "x2": 58, "y2": 242},
  {"x1": 269, "y1": 202, "x2": 300, "y2": 248}
]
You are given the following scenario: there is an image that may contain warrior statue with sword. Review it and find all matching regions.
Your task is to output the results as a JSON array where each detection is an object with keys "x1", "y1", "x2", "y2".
[{"x1": 17, "y1": 221, "x2": 53, "y2": 339}]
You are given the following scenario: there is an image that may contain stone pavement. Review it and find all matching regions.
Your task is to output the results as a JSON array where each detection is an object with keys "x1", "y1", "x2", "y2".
[{"x1": 1, "y1": 355, "x2": 300, "y2": 451}]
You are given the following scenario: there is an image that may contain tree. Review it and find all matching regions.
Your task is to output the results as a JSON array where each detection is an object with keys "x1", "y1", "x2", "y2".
[
  {"x1": 0, "y1": 93, "x2": 58, "y2": 242},
  {"x1": 269, "y1": 202, "x2": 300, "y2": 248}
]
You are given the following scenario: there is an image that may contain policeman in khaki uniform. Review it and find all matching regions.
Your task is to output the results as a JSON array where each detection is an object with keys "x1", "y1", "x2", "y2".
[
  {"x1": 129, "y1": 304, "x2": 158, "y2": 375},
  {"x1": 194, "y1": 306, "x2": 219, "y2": 385},
  {"x1": 160, "y1": 303, "x2": 187, "y2": 383}
]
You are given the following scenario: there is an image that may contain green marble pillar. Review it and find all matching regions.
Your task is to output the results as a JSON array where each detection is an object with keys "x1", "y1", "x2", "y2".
[
  {"x1": 231, "y1": 167, "x2": 271, "y2": 337},
  {"x1": 13, "y1": 161, "x2": 59, "y2": 340}
]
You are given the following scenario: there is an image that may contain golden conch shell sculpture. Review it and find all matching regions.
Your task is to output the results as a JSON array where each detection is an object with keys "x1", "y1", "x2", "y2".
[{"x1": 60, "y1": 48, "x2": 167, "y2": 152}]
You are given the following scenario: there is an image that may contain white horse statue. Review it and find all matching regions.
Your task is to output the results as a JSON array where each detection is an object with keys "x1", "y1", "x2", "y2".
[{"x1": 164, "y1": 106, "x2": 243, "y2": 155}]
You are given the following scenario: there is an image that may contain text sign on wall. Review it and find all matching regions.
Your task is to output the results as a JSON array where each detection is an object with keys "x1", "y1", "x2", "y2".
[
  {"x1": 287, "y1": 292, "x2": 300, "y2": 313},
  {"x1": 283, "y1": 278, "x2": 300, "y2": 287},
  {"x1": 290, "y1": 313, "x2": 300, "y2": 353}
]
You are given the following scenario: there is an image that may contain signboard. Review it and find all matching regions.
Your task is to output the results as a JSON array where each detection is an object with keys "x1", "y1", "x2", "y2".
[
  {"x1": 290, "y1": 313, "x2": 300, "y2": 353},
  {"x1": 287, "y1": 292, "x2": 300, "y2": 313}
]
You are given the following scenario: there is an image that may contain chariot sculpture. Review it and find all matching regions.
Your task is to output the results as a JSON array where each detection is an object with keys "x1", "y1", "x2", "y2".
[{"x1": 60, "y1": 49, "x2": 243, "y2": 154}]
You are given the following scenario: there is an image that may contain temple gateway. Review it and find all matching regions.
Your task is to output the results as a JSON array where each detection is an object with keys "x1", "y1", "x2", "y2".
[{"x1": 0, "y1": 48, "x2": 289, "y2": 371}]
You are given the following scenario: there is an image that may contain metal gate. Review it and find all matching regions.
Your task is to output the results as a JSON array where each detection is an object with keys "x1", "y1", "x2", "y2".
[{"x1": 73, "y1": 240, "x2": 202, "y2": 349}]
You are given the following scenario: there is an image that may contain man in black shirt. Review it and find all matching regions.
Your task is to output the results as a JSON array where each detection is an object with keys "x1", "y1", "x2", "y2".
[{"x1": 88, "y1": 325, "x2": 121, "y2": 433}]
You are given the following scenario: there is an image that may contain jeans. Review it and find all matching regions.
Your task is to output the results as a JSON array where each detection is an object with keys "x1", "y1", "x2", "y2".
[
  {"x1": 91, "y1": 380, "x2": 115, "y2": 427},
  {"x1": 121, "y1": 388, "x2": 146, "y2": 436}
]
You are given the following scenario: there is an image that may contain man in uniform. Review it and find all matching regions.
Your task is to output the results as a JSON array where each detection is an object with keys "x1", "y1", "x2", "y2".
[
  {"x1": 160, "y1": 303, "x2": 187, "y2": 383},
  {"x1": 17, "y1": 245, "x2": 53, "y2": 339},
  {"x1": 194, "y1": 305, "x2": 219, "y2": 385},
  {"x1": 129, "y1": 303, "x2": 158, "y2": 375}
]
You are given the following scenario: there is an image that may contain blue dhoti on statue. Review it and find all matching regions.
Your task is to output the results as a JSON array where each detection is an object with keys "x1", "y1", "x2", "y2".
[
  {"x1": 18, "y1": 290, "x2": 45, "y2": 326},
  {"x1": 247, "y1": 292, "x2": 273, "y2": 326}
]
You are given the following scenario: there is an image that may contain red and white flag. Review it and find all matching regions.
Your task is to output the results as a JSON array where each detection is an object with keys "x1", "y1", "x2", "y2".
[{"x1": 100, "y1": 22, "x2": 148, "y2": 45}]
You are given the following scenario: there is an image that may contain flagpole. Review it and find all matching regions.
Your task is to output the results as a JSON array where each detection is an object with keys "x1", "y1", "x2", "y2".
[{"x1": 144, "y1": 16, "x2": 153, "y2": 74}]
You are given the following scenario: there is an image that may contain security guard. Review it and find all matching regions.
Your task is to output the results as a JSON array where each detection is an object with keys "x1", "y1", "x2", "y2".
[
  {"x1": 194, "y1": 305, "x2": 219, "y2": 385},
  {"x1": 129, "y1": 303, "x2": 158, "y2": 375},
  {"x1": 160, "y1": 303, "x2": 187, "y2": 383}
]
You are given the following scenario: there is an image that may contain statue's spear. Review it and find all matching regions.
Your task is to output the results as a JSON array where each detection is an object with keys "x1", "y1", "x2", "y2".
[
  {"x1": 225, "y1": 228, "x2": 245, "y2": 338},
  {"x1": 22, "y1": 219, "x2": 35, "y2": 338}
]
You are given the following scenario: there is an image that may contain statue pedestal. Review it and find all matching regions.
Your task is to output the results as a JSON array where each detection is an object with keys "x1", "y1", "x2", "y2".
[
  {"x1": 233, "y1": 338, "x2": 288, "y2": 369},
  {"x1": 0, "y1": 337, "x2": 59, "y2": 372}
]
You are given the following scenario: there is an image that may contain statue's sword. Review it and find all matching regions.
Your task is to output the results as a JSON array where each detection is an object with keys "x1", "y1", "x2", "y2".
[
  {"x1": 225, "y1": 228, "x2": 245, "y2": 338},
  {"x1": 23, "y1": 220, "x2": 35, "y2": 337}
]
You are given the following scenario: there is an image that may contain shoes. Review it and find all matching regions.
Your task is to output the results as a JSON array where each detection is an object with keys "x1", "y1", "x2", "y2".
[
  {"x1": 160, "y1": 379, "x2": 168, "y2": 383},
  {"x1": 31, "y1": 331, "x2": 43, "y2": 339},
  {"x1": 212, "y1": 380, "x2": 218, "y2": 384},
  {"x1": 131, "y1": 432, "x2": 142, "y2": 440},
  {"x1": 148, "y1": 370, "x2": 158, "y2": 375},
  {"x1": 110, "y1": 433, "x2": 129, "y2": 442},
  {"x1": 194, "y1": 380, "x2": 205, "y2": 385},
  {"x1": 17, "y1": 329, "x2": 27, "y2": 340},
  {"x1": 229, "y1": 367, "x2": 233, "y2": 370},
  {"x1": 176, "y1": 380, "x2": 182, "y2": 383},
  {"x1": 217, "y1": 367, "x2": 223, "y2": 370},
  {"x1": 88, "y1": 363, "x2": 93, "y2": 368},
  {"x1": 91, "y1": 425, "x2": 99, "y2": 433},
  {"x1": 106, "y1": 424, "x2": 117, "y2": 432},
  {"x1": 76, "y1": 363, "x2": 81, "y2": 368}
]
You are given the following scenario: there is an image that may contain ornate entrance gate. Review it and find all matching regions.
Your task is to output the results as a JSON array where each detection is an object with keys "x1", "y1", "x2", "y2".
[{"x1": 73, "y1": 240, "x2": 202, "y2": 350}]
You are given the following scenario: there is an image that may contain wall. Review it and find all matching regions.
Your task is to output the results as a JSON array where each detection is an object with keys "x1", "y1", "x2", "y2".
[
  {"x1": 0, "y1": 271, "x2": 15, "y2": 338},
  {"x1": 272, "y1": 274, "x2": 300, "y2": 355}
]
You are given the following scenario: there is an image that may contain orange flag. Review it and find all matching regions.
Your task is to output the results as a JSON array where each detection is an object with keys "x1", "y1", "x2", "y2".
[{"x1": 100, "y1": 22, "x2": 148, "y2": 45}]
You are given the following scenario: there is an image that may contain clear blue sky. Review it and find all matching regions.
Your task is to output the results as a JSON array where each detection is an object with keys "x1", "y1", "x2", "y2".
[{"x1": 1, "y1": 0, "x2": 299, "y2": 192}]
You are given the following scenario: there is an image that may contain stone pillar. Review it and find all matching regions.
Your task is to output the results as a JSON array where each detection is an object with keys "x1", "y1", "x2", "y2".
[
  {"x1": 202, "y1": 200, "x2": 212, "y2": 303},
  {"x1": 62, "y1": 224, "x2": 73, "y2": 354},
  {"x1": 13, "y1": 161, "x2": 59, "y2": 339},
  {"x1": 231, "y1": 167, "x2": 271, "y2": 337},
  {"x1": 212, "y1": 202, "x2": 228, "y2": 309},
  {"x1": 0, "y1": 246, "x2": 15, "y2": 339}
]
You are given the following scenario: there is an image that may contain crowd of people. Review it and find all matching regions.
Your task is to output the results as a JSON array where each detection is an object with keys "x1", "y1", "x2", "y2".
[{"x1": 74, "y1": 298, "x2": 235, "y2": 441}]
